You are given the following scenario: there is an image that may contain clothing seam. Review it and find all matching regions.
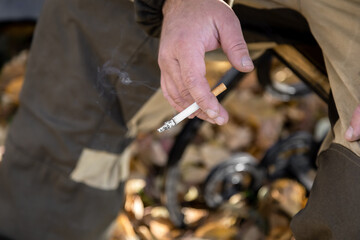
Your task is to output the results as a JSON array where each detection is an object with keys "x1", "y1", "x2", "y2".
[{"x1": 326, "y1": 143, "x2": 360, "y2": 169}]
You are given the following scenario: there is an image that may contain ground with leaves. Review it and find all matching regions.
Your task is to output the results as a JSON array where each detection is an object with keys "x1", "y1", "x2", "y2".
[{"x1": 0, "y1": 50, "x2": 328, "y2": 240}]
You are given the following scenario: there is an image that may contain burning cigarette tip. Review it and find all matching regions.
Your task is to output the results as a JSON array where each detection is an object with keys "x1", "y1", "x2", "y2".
[{"x1": 157, "y1": 120, "x2": 176, "y2": 133}]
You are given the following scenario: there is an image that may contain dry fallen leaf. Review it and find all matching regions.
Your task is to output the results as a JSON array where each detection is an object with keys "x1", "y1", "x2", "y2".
[
  {"x1": 149, "y1": 218, "x2": 173, "y2": 240},
  {"x1": 182, "y1": 207, "x2": 209, "y2": 225},
  {"x1": 124, "y1": 195, "x2": 144, "y2": 220},
  {"x1": 112, "y1": 213, "x2": 138, "y2": 240}
]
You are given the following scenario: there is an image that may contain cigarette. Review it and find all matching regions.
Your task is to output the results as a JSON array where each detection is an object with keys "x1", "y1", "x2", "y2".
[{"x1": 157, "y1": 83, "x2": 227, "y2": 133}]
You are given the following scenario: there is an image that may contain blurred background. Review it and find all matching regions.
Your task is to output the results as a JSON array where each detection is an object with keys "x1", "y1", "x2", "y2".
[{"x1": 0, "y1": 2, "x2": 330, "y2": 239}]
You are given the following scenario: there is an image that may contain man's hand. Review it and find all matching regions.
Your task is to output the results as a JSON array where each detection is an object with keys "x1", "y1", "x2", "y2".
[
  {"x1": 159, "y1": 0, "x2": 254, "y2": 125},
  {"x1": 345, "y1": 105, "x2": 360, "y2": 141}
]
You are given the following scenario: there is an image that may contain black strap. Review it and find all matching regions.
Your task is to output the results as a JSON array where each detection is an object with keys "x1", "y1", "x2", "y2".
[{"x1": 328, "y1": 90, "x2": 339, "y2": 130}]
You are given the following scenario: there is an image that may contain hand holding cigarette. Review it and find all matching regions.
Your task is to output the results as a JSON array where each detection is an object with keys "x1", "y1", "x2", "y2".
[
  {"x1": 158, "y1": 0, "x2": 253, "y2": 130},
  {"x1": 158, "y1": 83, "x2": 227, "y2": 132}
]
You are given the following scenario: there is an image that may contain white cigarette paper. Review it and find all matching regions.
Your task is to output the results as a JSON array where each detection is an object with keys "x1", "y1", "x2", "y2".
[{"x1": 157, "y1": 83, "x2": 227, "y2": 132}]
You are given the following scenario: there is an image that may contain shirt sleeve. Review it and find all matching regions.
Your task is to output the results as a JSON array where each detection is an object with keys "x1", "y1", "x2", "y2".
[{"x1": 134, "y1": 0, "x2": 166, "y2": 38}]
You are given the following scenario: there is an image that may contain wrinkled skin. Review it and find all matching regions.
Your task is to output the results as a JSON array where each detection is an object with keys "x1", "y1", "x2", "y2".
[
  {"x1": 159, "y1": 0, "x2": 359, "y2": 143},
  {"x1": 159, "y1": 0, "x2": 254, "y2": 125}
]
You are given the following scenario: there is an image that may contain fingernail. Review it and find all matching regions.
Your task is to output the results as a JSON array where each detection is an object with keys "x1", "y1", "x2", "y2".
[
  {"x1": 215, "y1": 116, "x2": 225, "y2": 125},
  {"x1": 241, "y1": 56, "x2": 253, "y2": 67},
  {"x1": 345, "y1": 126, "x2": 353, "y2": 140},
  {"x1": 206, "y1": 109, "x2": 218, "y2": 119}
]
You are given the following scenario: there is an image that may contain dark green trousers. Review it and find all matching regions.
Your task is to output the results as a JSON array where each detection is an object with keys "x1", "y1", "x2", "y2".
[
  {"x1": 0, "y1": 0, "x2": 159, "y2": 239},
  {"x1": 291, "y1": 143, "x2": 360, "y2": 239}
]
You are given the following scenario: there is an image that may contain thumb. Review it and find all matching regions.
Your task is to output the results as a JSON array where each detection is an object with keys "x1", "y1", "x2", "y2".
[
  {"x1": 345, "y1": 105, "x2": 360, "y2": 141},
  {"x1": 218, "y1": 12, "x2": 254, "y2": 72}
]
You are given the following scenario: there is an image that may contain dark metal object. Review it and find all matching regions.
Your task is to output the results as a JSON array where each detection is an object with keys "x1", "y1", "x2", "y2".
[
  {"x1": 164, "y1": 68, "x2": 248, "y2": 228},
  {"x1": 203, "y1": 153, "x2": 265, "y2": 209},
  {"x1": 164, "y1": 52, "x2": 324, "y2": 227},
  {"x1": 257, "y1": 50, "x2": 312, "y2": 101},
  {"x1": 259, "y1": 131, "x2": 318, "y2": 192},
  {"x1": 164, "y1": 3, "x2": 329, "y2": 228}
]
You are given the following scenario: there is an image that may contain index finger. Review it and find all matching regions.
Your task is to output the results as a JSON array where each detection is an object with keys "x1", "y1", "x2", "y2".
[{"x1": 177, "y1": 46, "x2": 223, "y2": 120}]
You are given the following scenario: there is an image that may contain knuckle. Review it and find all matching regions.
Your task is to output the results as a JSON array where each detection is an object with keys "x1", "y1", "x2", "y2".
[
  {"x1": 158, "y1": 53, "x2": 170, "y2": 68},
  {"x1": 162, "y1": 91, "x2": 170, "y2": 101},
  {"x1": 173, "y1": 95, "x2": 184, "y2": 106},
  {"x1": 228, "y1": 41, "x2": 248, "y2": 52},
  {"x1": 179, "y1": 88, "x2": 191, "y2": 99},
  {"x1": 195, "y1": 94, "x2": 209, "y2": 106},
  {"x1": 184, "y1": 74, "x2": 198, "y2": 89}
]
